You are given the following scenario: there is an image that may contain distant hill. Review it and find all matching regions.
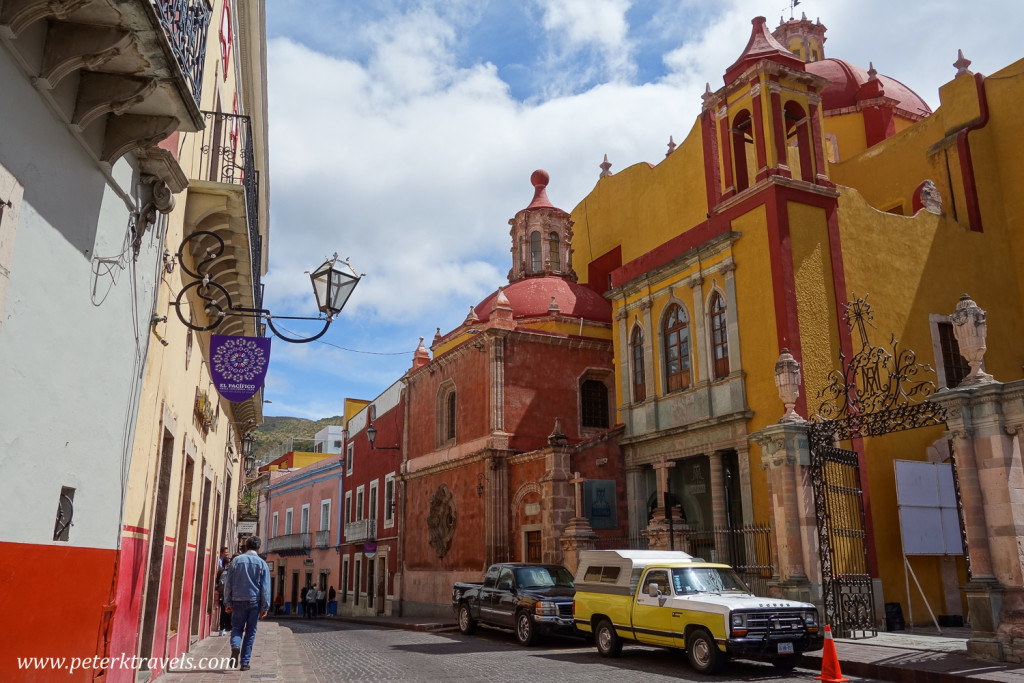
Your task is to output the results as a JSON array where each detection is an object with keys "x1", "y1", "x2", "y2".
[{"x1": 252, "y1": 415, "x2": 346, "y2": 459}]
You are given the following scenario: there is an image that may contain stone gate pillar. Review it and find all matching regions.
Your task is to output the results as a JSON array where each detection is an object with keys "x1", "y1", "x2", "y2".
[
  {"x1": 748, "y1": 349, "x2": 821, "y2": 607},
  {"x1": 930, "y1": 295, "x2": 1024, "y2": 662},
  {"x1": 541, "y1": 419, "x2": 573, "y2": 565}
]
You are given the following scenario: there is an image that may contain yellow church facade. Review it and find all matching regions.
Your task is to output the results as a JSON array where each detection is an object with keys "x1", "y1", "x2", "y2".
[{"x1": 565, "y1": 14, "x2": 1024, "y2": 651}]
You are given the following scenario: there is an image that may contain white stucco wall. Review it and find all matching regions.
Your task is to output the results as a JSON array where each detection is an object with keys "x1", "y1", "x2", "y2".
[{"x1": 0, "y1": 49, "x2": 160, "y2": 550}]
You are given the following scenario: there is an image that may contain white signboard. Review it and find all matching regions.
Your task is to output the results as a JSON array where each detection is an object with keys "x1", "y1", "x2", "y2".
[
  {"x1": 236, "y1": 521, "x2": 258, "y2": 535},
  {"x1": 894, "y1": 460, "x2": 963, "y2": 556}
]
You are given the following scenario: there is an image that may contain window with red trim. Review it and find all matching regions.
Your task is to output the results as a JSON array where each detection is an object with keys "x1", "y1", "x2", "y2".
[{"x1": 219, "y1": 1, "x2": 232, "y2": 79}]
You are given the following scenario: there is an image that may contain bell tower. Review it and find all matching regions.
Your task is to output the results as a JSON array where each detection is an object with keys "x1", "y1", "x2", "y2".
[{"x1": 701, "y1": 16, "x2": 831, "y2": 202}]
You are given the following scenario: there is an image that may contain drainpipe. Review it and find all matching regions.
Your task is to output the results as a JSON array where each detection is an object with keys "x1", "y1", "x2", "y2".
[{"x1": 956, "y1": 72, "x2": 990, "y2": 232}]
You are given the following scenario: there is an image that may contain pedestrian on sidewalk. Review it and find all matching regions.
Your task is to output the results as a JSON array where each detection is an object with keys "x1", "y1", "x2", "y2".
[
  {"x1": 300, "y1": 584, "x2": 309, "y2": 618},
  {"x1": 224, "y1": 536, "x2": 270, "y2": 672},
  {"x1": 328, "y1": 586, "x2": 336, "y2": 616},
  {"x1": 216, "y1": 554, "x2": 234, "y2": 635},
  {"x1": 317, "y1": 586, "x2": 326, "y2": 619},
  {"x1": 305, "y1": 582, "x2": 318, "y2": 619}
]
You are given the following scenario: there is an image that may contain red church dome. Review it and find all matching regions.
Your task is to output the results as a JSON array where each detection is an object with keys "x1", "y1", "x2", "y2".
[
  {"x1": 805, "y1": 58, "x2": 932, "y2": 117},
  {"x1": 473, "y1": 276, "x2": 611, "y2": 324}
]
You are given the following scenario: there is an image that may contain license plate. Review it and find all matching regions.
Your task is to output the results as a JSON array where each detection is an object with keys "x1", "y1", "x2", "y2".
[{"x1": 777, "y1": 642, "x2": 794, "y2": 654}]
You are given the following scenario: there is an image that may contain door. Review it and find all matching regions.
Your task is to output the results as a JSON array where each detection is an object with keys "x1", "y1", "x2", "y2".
[
  {"x1": 290, "y1": 571, "x2": 299, "y2": 613},
  {"x1": 491, "y1": 567, "x2": 517, "y2": 628},
  {"x1": 633, "y1": 570, "x2": 674, "y2": 646},
  {"x1": 366, "y1": 561, "x2": 376, "y2": 612},
  {"x1": 525, "y1": 530, "x2": 542, "y2": 562},
  {"x1": 376, "y1": 557, "x2": 386, "y2": 615}
]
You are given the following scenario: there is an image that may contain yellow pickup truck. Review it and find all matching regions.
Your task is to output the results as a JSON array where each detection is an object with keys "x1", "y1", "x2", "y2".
[{"x1": 572, "y1": 550, "x2": 823, "y2": 674}]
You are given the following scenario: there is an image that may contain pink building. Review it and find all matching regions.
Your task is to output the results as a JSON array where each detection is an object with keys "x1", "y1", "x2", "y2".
[
  {"x1": 265, "y1": 457, "x2": 344, "y2": 614},
  {"x1": 339, "y1": 379, "x2": 404, "y2": 616}
]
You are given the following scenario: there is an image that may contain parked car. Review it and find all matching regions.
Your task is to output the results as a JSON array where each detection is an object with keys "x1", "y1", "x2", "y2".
[
  {"x1": 452, "y1": 562, "x2": 577, "y2": 645},
  {"x1": 572, "y1": 550, "x2": 823, "y2": 673}
]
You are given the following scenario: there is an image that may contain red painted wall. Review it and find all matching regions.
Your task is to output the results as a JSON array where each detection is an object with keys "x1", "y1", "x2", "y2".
[
  {"x1": 107, "y1": 533, "x2": 149, "y2": 683},
  {"x1": 406, "y1": 346, "x2": 490, "y2": 456},
  {"x1": 403, "y1": 462, "x2": 488, "y2": 571},
  {"x1": 0, "y1": 542, "x2": 115, "y2": 682}
]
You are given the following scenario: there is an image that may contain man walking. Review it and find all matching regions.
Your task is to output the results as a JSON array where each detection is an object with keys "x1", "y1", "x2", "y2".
[{"x1": 224, "y1": 536, "x2": 270, "y2": 671}]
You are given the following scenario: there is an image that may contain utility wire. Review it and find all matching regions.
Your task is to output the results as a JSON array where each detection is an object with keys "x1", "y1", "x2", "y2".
[{"x1": 272, "y1": 322, "x2": 413, "y2": 355}]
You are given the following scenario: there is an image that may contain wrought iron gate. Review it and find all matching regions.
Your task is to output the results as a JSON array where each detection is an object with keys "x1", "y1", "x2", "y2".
[{"x1": 808, "y1": 295, "x2": 947, "y2": 637}]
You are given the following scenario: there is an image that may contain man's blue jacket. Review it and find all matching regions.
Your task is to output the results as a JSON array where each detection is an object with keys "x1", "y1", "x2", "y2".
[{"x1": 224, "y1": 550, "x2": 270, "y2": 612}]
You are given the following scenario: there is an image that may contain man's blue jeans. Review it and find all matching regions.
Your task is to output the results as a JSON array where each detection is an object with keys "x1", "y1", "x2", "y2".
[{"x1": 230, "y1": 601, "x2": 261, "y2": 666}]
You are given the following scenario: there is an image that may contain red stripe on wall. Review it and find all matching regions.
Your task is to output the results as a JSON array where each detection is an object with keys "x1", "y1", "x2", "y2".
[{"x1": 122, "y1": 525, "x2": 149, "y2": 536}]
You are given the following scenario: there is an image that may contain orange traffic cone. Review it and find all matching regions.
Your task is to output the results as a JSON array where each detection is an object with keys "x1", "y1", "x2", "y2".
[{"x1": 815, "y1": 625, "x2": 849, "y2": 683}]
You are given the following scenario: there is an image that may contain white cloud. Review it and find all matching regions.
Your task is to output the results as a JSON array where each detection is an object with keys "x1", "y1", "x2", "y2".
[{"x1": 262, "y1": 0, "x2": 1024, "y2": 417}]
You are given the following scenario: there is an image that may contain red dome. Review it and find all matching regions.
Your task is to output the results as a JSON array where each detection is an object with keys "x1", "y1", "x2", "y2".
[
  {"x1": 806, "y1": 58, "x2": 931, "y2": 117},
  {"x1": 474, "y1": 277, "x2": 611, "y2": 324}
]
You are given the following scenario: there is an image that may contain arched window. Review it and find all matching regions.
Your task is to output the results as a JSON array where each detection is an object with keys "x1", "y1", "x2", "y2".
[
  {"x1": 436, "y1": 382, "x2": 456, "y2": 447},
  {"x1": 631, "y1": 326, "x2": 646, "y2": 402},
  {"x1": 581, "y1": 379, "x2": 609, "y2": 429},
  {"x1": 549, "y1": 233, "x2": 560, "y2": 272},
  {"x1": 663, "y1": 304, "x2": 691, "y2": 392},
  {"x1": 530, "y1": 232, "x2": 542, "y2": 273},
  {"x1": 784, "y1": 100, "x2": 813, "y2": 182},
  {"x1": 731, "y1": 109, "x2": 754, "y2": 192},
  {"x1": 709, "y1": 292, "x2": 729, "y2": 379}
]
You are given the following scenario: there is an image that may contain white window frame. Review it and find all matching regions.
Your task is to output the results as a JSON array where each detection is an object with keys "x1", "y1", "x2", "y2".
[
  {"x1": 346, "y1": 443, "x2": 354, "y2": 476},
  {"x1": 320, "y1": 499, "x2": 331, "y2": 531},
  {"x1": 344, "y1": 491, "x2": 352, "y2": 525},
  {"x1": 383, "y1": 473, "x2": 396, "y2": 529},
  {"x1": 285, "y1": 508, "x2": 293, "y2": 535},
  {"x1": 369, "y1": 479, "x2": 379, "y2": 524},
  {"x1": 272, "y1": 511, "x2": 279, "y2": 538},
  {"x1": 300, "y1": 504, "x2": 310, "y2": 533},
  {"x1": 355, "y1": 486, "x2": 365, "y2": 522}
]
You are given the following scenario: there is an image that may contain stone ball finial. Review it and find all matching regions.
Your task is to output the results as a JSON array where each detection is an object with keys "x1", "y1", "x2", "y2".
[{"x1": 531, "y1": 169, "x2": 549, "y2": 189}]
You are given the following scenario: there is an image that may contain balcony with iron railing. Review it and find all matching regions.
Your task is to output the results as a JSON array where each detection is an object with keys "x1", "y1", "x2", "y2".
[
  {"x1": 0, "y1": 0, "x2": 209, "y2": 172},
  {"x1": 315, "y1": 530, "x2": 330, "y2": 548},
  {"x1": 153, "y1": 0, "x2": 213, "y2": 108},
  {"x1": 267, "y1": 533, "x2": 311, "y2": 555},
  {"x1": 345, "y1": 518, "x2": 377, "y2": 544}
]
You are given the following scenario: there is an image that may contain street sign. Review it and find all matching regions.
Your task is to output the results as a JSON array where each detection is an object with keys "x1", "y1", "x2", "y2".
[{"x1": 237, "y1": 521, "x2": 257, "y2": 534}]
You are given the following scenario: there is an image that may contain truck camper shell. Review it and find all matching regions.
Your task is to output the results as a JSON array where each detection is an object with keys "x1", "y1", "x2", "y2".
[{"x1": 575, "y1": 549, "x2": 708, "y2": 594}]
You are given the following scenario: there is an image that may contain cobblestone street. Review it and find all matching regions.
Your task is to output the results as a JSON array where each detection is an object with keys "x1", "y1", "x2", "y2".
[{"x1": 162, "y1": 618, "x2": 882, "y2": 683}]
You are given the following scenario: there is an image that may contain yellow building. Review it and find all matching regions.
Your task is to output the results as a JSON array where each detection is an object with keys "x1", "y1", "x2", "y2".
[{"x1": 566, "y1": 14, "x2": 1024, "y2": 646}]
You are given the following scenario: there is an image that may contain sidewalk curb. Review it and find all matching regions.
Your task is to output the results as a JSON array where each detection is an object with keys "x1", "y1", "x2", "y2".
[
  {"x1": 268, "y1": 614, "x2": 459, "y2": 633},
  {"x1": 801, "y1": 653, "x2": 979, "y2": 683}
]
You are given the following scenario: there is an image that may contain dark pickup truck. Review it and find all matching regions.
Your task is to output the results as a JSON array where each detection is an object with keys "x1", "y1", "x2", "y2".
[{"x1": 452, "y1": 563, "x2": 577, "y2": 645}]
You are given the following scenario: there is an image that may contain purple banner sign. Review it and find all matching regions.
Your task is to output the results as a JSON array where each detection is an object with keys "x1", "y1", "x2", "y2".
[{"x1": 210, "y1": 335, "x2": 271, "y2": 402}]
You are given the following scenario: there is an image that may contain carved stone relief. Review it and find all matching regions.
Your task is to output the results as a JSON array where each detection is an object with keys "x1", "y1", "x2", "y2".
[{"x1": 427, "y1": 483, "x2": 457, "y2": 558}]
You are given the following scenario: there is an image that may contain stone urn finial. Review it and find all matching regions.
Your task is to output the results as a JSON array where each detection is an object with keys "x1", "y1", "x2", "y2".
[
  {"x1": 774, "y1": 348, "x2": 805, "y2": 422},
  {"x1": 949, "y1": 293, "x2": 995, "y2": 386}
]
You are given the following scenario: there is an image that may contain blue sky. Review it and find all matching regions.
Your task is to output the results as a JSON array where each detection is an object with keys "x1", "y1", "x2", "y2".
[{"x1": 258, "y1": 0, "x2": 1023, "y2": 420}]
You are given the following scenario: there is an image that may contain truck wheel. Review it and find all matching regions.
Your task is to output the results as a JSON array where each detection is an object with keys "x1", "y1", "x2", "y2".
[
  {"x1": 594, "y1": 619, "x2": 622, "y2": 658},
  {"x1": 687, "y1": 628, "x2": 724, "y2": 674},
  {"x1": 457, "y1": 603, "x2": 476, "y2": 635},
  {"x1": 515, "y1": 610, "x2": 536, "y2": 646},
  {"x1": 772, "y1": 654, "x2": 801, "y2": 671}
]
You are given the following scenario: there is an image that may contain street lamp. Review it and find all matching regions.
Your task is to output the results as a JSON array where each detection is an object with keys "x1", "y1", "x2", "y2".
[
  {"x1": 242, "y1": 432, "x2": 257, "y2": 475},
  {"x1": 171, "y1": 231, "x2": 362, "y2": 343},
  {"x1": 366, "y1": 422, "x2": 399, "y2": 450}
]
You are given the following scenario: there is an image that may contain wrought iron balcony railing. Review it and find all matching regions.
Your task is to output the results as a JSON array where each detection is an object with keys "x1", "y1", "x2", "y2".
[
  {"x1": 344, "y1": 518, "x2": 376, "y2": 544},
  {"x1": 196, "y1": 110, "x2": 263, "y2": 310},
  {"x1": 267, "y1": 532, "x2": 311, "y2": 554},
  {"x1": 153, "y1": 0, "x2": 212, "y2": 107}
]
